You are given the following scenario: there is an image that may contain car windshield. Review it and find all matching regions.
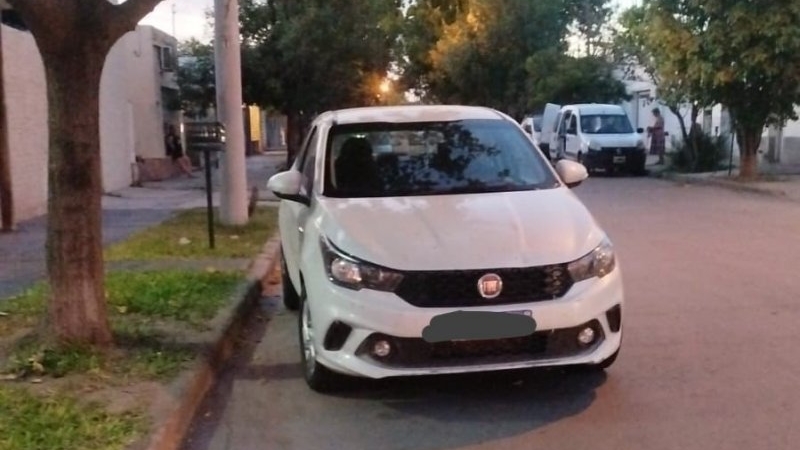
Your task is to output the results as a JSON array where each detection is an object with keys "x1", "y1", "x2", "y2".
[
  {"x1": 580, "y1": 114, "x2": 634, "y2": 134},
  {"x1": 324, "y1": 119, "x2": 559, "y2": 198}
]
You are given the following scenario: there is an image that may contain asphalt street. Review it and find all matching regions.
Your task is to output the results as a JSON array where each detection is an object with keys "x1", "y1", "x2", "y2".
[{"x1": 183, "y1": 176, "x2": 800, "y2": 450}]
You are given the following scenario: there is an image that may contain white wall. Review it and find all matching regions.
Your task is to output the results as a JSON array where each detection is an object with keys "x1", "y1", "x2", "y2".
[
  {"x1": 3, "y1": 24, "x2": 173, "y2": 222},
  {"x1": 100, "y1": 34, "x2": 137, "y2": 192},
  {"x1": 124, "y1": 27, "x2": 167, "y2": 159},
  {"x1": 2, "y1": 24, "x2": 48, "y2": 221}
]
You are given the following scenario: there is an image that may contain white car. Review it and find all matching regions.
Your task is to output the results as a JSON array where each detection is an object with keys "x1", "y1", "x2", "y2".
[{"x1": 267, "y1": 105, "x2": 624, "y2": 392}]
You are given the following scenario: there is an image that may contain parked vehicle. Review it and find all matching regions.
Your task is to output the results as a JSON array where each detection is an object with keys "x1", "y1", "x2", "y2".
[
  {"x1": 549, "y1": 103, "x2": 647, "y2": 175},
  {"x1": 267, "y1": 104, "x2": 625, "y2": 392}
]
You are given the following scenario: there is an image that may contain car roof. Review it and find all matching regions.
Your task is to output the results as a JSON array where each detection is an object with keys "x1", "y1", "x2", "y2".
[
  {"x1": 317, "y1": 105, "x2": 507, "y2": 126},
  {"x1": 566, "y1": 104, "x2": 626, "y2": 115}
]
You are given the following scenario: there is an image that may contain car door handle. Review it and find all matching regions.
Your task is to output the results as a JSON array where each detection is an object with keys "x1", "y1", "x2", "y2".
[{"x1": 298, "y1": 226, "x2": 304, "y2": 234}]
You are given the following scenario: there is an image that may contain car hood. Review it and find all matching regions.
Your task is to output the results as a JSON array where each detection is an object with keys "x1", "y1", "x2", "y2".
[
  {"x1": 584, "y1": 134, "x2": 643, "y2": 148},
  {"x1": 316, "y1": 189, "x2": 606, "y2": 271}
]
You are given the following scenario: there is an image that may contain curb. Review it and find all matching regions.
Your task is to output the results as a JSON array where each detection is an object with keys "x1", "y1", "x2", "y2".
[
  {"x1": 145, "y1": 234, "x2": 282, "y2": 450},
  {"x1": 652, "y1": 171, "x2": 791, "y2": 200}
]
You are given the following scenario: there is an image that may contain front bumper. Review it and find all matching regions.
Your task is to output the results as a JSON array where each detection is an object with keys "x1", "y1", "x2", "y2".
[
  {"x1": 303, "y1": 262, "x2": 624, "y2": 379},
  {"x1": 585, "y1": 148, "x2": 646, "y2": 173}
]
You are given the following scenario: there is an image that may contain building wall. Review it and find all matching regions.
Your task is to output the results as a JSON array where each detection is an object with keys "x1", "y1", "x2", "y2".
[
  {"x1": 100, "y1": 34, "x2": 137, "y2": 192},
  {"x1": 124, "y1": 26, "x2": 168, "y2": 159},
  {"x1": 2, "y1": 24, "x2": 48, "y2": 221},
  {"x1": 2, "y1": 24, "x2": 177, "y2": 222}
]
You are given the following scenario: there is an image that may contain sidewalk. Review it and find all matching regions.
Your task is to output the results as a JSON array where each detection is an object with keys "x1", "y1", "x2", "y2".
[
  {"x1": 0, "y1": 153, "x2": 285, "y2": 299},
  {"x1": 650, "y1": 160, "x2": 800, "y2": 203}
]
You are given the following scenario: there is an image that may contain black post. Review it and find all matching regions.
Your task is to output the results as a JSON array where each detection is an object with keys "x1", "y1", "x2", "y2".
[{"x1": 204, "y1": 149, "x2": 215, "y2": 249}]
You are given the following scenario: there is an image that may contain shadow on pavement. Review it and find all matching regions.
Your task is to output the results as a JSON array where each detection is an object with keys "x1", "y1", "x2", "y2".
[{"x1": 183, "y1": 289, "x2": 607, "y2": 450}]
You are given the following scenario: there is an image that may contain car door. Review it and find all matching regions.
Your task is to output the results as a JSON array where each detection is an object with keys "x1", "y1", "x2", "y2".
[
  {"x1": 554, "y1": 111, "x2": 571, "y2": 158},
  {"x1": 279, "y1": 125, "x2": 320, "y2": 288},
  {"x1": 565, "y1": 113, "x2": 581, "y2": 159},
  {"x1": 540, "y1": 103, "x2": 560, "y2": 153}
]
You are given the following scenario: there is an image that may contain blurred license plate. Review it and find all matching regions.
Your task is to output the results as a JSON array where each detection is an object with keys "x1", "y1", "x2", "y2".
[{"x1": 613, "y1": 156, "x2": 626, "y2": 163}]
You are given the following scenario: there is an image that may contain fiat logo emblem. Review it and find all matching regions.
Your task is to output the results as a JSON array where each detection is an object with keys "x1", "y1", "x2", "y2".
[{"x1": 477, "y1": 273, "x2": 503, "y2": 299}]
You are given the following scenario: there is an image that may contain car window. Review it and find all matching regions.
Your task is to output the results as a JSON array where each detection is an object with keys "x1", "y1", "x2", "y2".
[
  {"x1": 323, "y1": 119, "x2": 558, "y2": 198},
  {"x1": 580, "y1": 114, "x2": 635, "y2": 134},
  {"x1": 532, "y1": 116, "x2": 542, "y2": 132},
  {"x1": 567, "y1": 115, "x2": 578, "y2": 135},
  {"x1": 299, "y1": 127, "x2": 319, "y2": 195}
]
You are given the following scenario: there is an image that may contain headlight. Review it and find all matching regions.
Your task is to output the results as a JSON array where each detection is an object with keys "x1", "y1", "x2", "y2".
[
  {"x1": 320, "y1": 237, "x2": 404, "y2": 292},
  {"x1": 567, "y1": 238, "x2": 616, "y2": 282}
]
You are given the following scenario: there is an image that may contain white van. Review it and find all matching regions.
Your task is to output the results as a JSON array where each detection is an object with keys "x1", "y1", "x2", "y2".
[{"x1": 549, "y1": 104, "x2": 647, "y2": 175}]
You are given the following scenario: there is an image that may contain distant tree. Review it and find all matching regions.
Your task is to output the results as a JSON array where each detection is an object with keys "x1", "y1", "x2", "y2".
[
  {"x1": 177, "y1": 38, "x2": 216, "y2": 120},
  {"x1": 240, "y1": 0, "x2": 402, "y2": 164},
  {"x1": 6, "y1": 0, "x2": 165, "y2": 347},
  {"x1": 566, "y1": 0, "x2": 612, "y2": 57},
  {"x1": 400, "y1": 0, "x2": 626, "y2": 119},
  {"x1": 643, "y1": 0, "x2": 800, "y2": 179},
  {"x1": 526, "y1": 51, "x2": 629, "y2": 111},
  {"x1": 397, "y1": 0, "x2": 466, "y2": 101},
  {"x1": 426, "y1": 0, "x2": 572, "y2": 119},
  {"x1": 613, "y1": 4, "x2": 709, "y2": 167}
]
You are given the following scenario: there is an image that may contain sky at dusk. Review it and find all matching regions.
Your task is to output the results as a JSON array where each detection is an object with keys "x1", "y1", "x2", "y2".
[{"x1": 140, "y1": 0, "x2": 642, "y2": 44}]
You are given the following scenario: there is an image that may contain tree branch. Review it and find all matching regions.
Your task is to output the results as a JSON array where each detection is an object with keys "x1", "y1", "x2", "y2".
[
  {"x1": 112, "y1": 0, "x2": 165, "y2": 35},
  {"x1": 7, "y1": 0, "x2": 69, "y2": 42}
]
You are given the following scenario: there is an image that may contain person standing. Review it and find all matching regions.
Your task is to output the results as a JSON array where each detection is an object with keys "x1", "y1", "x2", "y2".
[
  {"x1": 165, "y1": 124, "x2": 195, "y2": 178},
  {"x1": 647, "y1": 107, "x2": 666, "y2": 165}
]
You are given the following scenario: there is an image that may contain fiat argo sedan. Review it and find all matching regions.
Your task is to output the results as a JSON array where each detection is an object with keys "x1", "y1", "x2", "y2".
[{"x1": 267, "y1": 105, "x2": 624, "y2": 392}]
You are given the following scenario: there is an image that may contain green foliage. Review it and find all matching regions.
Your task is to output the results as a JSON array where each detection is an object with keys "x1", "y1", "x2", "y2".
[
  {"x1": 177, "y1": 38, "x2": 216, "y2": 119},
  {"x1": 104, "y1": 270, "x2": 243, "y2": 324},
  {"x1": 0, "y1": 387, "x2": 145, "y2": 450},
  {"x1": 8, "y1": 328, "x2": 195, "y2": 381},
  {"x1": 1, "y1": 270, "x2": 243, "y2": 339},
  {"x1": 668, "y1": 132, "x2": 730, "y2": 173},
  {"x1": 566, "y1": 0, "x2": 613, "y2": 57},
  {"x1": 526, "y1": 52, "x2": 629, "y2": 111},
  {"x1": 240, "y1": 0, "x2": 402, "y2": 113},
  {"x1": 105, "y1": 207, "x2": 278, "y2": 261},
  {"x1": 639, "y1": 0, "x2": 800, "y2": 174},
  {"x1": 400, "y1": 0, "x2": 624, "y2": 119}
]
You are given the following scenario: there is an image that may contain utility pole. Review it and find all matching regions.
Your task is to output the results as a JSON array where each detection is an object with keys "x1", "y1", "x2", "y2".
[
  {"x1": 213, "y1": 0, "x2": 248, "y2": 225},
  {"x1": 171, "y1": 1, "x2": 176, "y2": 38},
  {"x1": 0, "y1": 21, "x2": 15, "y2": 232}
]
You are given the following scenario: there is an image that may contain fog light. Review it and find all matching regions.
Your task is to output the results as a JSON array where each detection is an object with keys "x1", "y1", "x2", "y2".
[
  {"x1": 577, "y1": 327, "x2": 596, "y2": 346},
  {"x1": 372, "y1": 340, "x2": 392, "y2": 358}
]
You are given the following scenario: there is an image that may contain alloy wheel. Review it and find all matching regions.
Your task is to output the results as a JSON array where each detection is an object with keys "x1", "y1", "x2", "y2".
[{"x1": 301, "y1": 300, "x2": 317, "y2": 378}]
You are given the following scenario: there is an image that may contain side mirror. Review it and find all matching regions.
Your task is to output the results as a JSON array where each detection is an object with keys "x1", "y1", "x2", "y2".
[
  {"x1": 637, "y1": 127, "x2": 644, "y2": 134},
  {"x1": 555, "y1": 159, "x2": 588, "y2": 188},
  {"x1": 267, "y1": 170, "x2": 310, "y2": 206}
]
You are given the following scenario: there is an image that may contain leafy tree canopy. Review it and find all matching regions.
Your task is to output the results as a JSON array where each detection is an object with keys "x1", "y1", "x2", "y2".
[
  {"x1": 400, "y1": 0, "x2": 628, "y2": 119},
  {"x1": 638, "y1": 0, "x2": 800, "y2": 177}
]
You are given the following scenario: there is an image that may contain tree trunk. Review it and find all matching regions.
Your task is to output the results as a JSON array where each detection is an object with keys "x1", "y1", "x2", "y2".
[
  {"x1": 285, "y1": 111, "x2": 307, "y2": 168},
  {"x1": 41, "y1": 40, "x2": 113, "y2": 347},
  {"x1": 737, "y1": 128, "x2": 761, "y2": 180},
  {"x1": 668, "y1": 104, "x2": 689, "y2": 145},
  {"x1": 688, "y1": 104, "x2": 701, "y2": 170},
  {"x1": 0, "y1": 25, "x2": 14, "y2": 232}
]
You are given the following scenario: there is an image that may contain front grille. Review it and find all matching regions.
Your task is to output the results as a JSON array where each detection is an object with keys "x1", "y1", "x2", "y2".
[
  {"x1": 394, "y1": 265, "x2": 573, "y2": 307},
  {"x1": 601, "y1": 146, "x2": 639, "y2": 154},
  {"x1": 356, "y1": 321, "x2": 604, "y2": 368}
]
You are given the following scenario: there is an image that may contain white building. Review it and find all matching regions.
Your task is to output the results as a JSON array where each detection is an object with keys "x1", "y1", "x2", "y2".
[
  {"x1": 617, "y1": 66, "x2": 800, "y2": 167},
  {"x1": 1, "y1": 21, "x2": 181, "y2": 222}
]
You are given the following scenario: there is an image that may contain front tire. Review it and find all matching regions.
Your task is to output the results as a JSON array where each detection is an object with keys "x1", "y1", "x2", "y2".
[
  {"x1": 281, "y1": 250, "x2": 300, "y2": 311},
  {"x1": 299, "y1": 294, "x2": 343, "y2": 392}
]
